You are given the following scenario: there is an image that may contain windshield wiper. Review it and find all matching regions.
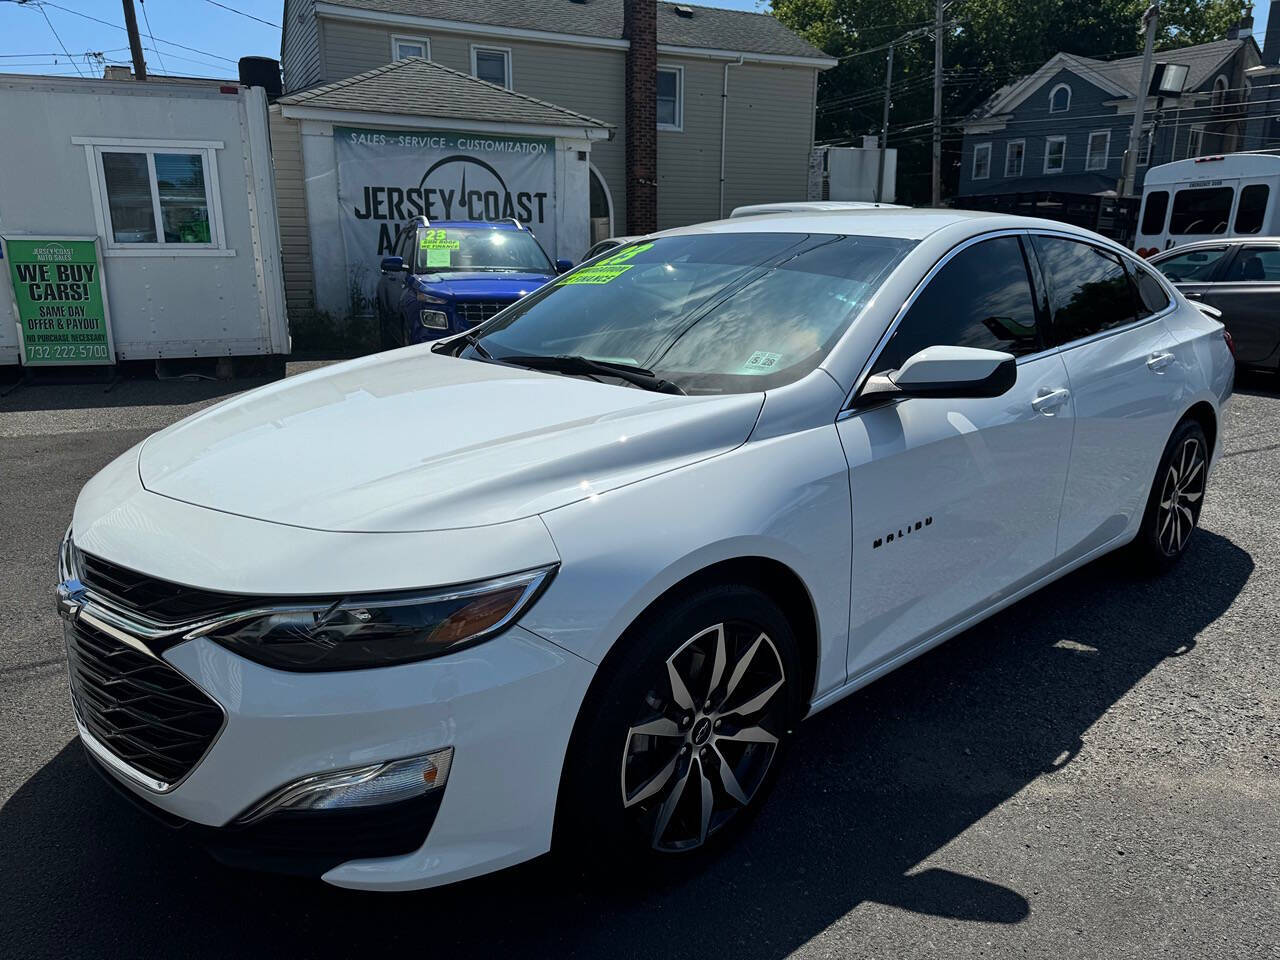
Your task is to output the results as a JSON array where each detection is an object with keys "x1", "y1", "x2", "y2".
[
  {"x1": 442, "y1": 330, "x2": 495, "y2": 360},
  {"x1": 495, "y1": 354, "x2": 685, "y2": 395}
]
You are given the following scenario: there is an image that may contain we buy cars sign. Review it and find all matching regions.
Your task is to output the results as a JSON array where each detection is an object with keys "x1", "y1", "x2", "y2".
[{"x1": 335, "y1": 127, "x2": 556, "y2": 317}]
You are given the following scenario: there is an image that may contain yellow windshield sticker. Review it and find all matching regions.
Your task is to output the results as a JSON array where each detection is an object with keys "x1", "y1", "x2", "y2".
[
  {"x1": 597, "y1": 242, "x2": 653, "y2": 266},
  {"x1": 560, "y1": 242, "x2": 655, "y2": 284},
  {"x1": 425, "y1": 247, "x2": 452, "y2": 268},
  {"x1": 560, "y1": 264, "x2": 632, "y2": 284},
  {"x1": 419, "y1": 229, "x2": 459, "y2": 251}
]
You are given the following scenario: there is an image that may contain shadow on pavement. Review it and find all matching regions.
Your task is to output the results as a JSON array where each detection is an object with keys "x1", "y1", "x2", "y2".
[{"x1": 0, "y1": 532, "x2": 1252, "y2": 960}]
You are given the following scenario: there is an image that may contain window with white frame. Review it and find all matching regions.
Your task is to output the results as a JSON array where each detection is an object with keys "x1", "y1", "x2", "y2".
[
  {"x1": 972, "y1": 142, "x2": 992, "y2": 179},
  {"x1": 1044, "y1": 135, "x2": 1066, "y2": 173},
  {"x1": 81, "y1": 141, "x2": 224, "y2": 252},
  {"x1": 1188, "y1": 125, "x2": 1205, "y2": 158},
  {"x1": 1086, "y1": 129, "x2": 1111, "y2": 171},
  {"x1": 657, "y1": 66, "x2": 683, "y2": 130},
  {"x1": 391, "y1": 34, "x2": 430, "y2": 60},
  {"x1": 472, "y1": 45, "x2": 512, "y2": 88},
  {"x1": 1049, "y1": 83, "x2": 1071, "y2": 113},
  {"x1": 1005, "y1": 139, "x2": 1025, "y2": 177}
]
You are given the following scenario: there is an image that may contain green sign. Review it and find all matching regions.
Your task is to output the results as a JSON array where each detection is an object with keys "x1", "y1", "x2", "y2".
[{"x1": 5, "y1": 236, "x2": 113, "y2": 366}]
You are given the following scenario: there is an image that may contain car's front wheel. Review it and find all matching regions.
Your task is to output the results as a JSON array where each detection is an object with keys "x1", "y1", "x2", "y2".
[
  {"x1": 1134, "y1": 417, "x2": 1209, "y2": 571},
  {"x1": 558, "y1": 584, "x2": 802, "y2": 868}
]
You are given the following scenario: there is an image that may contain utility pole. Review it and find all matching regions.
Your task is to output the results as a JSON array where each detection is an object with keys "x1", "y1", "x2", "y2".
[
  {"x1": 931, "y1": 0, "x2": 944, "y2": 206},
  {"x1": 121, "y1": 0, "x2": 148, "y2": 80},
  {"x1": 876, "y1": 43, "x2": 894, "y2": 203},
  {"x1": 1122, "y1": 2, "x2": 1160, "y2": 195}
]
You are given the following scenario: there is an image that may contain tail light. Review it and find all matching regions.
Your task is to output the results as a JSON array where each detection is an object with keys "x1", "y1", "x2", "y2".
[{"x1": 1222, "y1": 328, "x2": 1236, "y2": 359}]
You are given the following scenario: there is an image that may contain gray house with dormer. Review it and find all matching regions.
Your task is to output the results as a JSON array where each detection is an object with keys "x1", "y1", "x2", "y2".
[{"x1": 957, "y1": 29, "x2": 1260, "y2": 202}]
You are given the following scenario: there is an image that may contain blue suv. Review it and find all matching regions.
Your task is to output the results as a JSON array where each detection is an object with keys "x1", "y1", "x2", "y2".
[{"x1": 375, "y1": 218, "x2": 569, "y2": 348}]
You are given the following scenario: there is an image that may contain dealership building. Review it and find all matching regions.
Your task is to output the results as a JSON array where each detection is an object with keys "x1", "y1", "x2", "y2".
[
  {"x1": 273, "y1": 0, "x2": 834, "y2": 324},
  {"x1": 270, "y1": 57, "x2": 611, "y2": 323}
]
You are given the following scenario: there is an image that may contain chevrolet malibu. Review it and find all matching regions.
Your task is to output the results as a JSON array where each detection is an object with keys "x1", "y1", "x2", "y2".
[{"x1": 57, "y1": 210, "x2": 1233, "y2": 890}]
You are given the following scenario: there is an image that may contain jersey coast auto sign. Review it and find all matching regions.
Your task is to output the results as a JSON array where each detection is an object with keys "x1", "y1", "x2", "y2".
[{"x1": 335, "y1": 127, "x2": 556, "y2": 316}]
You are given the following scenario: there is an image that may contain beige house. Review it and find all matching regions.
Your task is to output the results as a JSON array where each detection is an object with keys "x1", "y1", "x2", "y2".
[{"x1": 280, "y1": 0, "x2": 834, "y2": 238}]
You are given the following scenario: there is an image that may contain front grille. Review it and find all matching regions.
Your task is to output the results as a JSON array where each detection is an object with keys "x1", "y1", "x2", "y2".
[
  {"x1": 66, "y1": 619, "x2": 223, "y2": 787},
  {"x1": 454, "y1": 300, "x2": 511, "y2": 327},
  {"x1": 77, "y1": 550, "x2": 243, "y2": 624}
]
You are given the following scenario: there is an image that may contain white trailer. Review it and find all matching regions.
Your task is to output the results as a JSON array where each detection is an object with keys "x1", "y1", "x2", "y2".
[
  {"x1": 1135, "y1": 152, "x2": 1280, "y2": 257},
  {"x1": 0, "y1": 74, "x2": 288, "y2": 368}
]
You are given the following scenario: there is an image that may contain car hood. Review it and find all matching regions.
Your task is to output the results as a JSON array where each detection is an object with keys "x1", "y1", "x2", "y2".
[
  {"x1": 418, "y1": 271, "x2": 553, "y2": 297},
  {"x1": 138, "y1": 349, "x2": 764, "y2": 533}
]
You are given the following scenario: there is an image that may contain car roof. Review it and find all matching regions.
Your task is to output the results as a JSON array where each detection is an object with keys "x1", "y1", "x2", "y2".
[
  {"x1": 654, "y1": 208, "x2": 1110, "y2": 243},
  {"x1": 409, "y1": 218, "x2": 525, "y2": 230}
]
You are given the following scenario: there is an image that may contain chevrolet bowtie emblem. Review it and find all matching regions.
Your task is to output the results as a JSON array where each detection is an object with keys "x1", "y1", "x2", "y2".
[{"x1": 56, "y1": 578, "x2": 88, "y2": 623}]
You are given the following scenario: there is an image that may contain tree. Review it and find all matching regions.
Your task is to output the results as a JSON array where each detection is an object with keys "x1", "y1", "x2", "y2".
[{"x1": 772, "y1": 0, "x2": 1249, "y2": 203}]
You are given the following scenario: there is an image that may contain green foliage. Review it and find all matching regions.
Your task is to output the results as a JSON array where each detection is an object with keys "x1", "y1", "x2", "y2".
[{"x1": 771, "y1": 0, "x2": 1250, "y2": 202}]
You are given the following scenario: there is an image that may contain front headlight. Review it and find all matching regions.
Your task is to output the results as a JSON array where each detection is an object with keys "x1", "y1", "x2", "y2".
[
  {"x1": 196, "y1": 566, "x2": 555, "y2": 672},
  {"x1": 420, "y1": 309, "x2": 449, "y2": 330}
]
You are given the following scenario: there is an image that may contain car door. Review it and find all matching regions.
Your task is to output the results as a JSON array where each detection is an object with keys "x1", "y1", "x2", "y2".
[
  {"x1": 836, "y1": 233, "x2": 1075, "y2": 679},
  {"x1": 1031, "y1": 234, "x2": 1185, "y2": 562},
  {"x1": 1201, "y1": 244, "x2": 1280, "y2": 367}
]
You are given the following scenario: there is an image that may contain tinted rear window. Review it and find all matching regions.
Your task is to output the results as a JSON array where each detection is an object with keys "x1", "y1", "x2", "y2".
[
  {"x1": 1128, "y1": 261, "x2": 1171, "y2": 316},
  {"x1": 1170, "y1": 187, "x2": 1234, "y2": 236},
  {"x1": 1033, "y1": 236, "x2": 1138, "y2": 344},
  {"x1": 1234, "y1": 184, "x2": 1269, "y2": 235},
  {"x1": 1222, "y1": 246, "x2": 1280, "y2": 282},
  {"x1": 1140, "y1": 190, "x2": 1169, "y2": 235}
]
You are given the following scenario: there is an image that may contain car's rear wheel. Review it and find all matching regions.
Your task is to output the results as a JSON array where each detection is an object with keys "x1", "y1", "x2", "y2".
[
  {"x1": 1134, "y1": 417, "x2": 1209, "y2": 571},
  {"x1": 557, "y1": 585, "x2": 802, "y2": 869}
]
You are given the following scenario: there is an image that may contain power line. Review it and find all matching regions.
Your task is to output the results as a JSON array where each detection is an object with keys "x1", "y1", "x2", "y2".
[
  {"x1": 203, "y1": 0, "x2": 279, "y2": 28},
  {"x1": 23, "y1": 0, "x2": 84, "y2": 77},
  {"x1": 138, "y1": 0, "x2": 166, "y2": 73},
  {"x1": 33, "y1": 1, "x2": 239, "y2": 63}
]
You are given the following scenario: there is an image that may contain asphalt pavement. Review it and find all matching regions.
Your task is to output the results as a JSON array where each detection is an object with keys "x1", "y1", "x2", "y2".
[{"x1": 1, "y1": 364, "x2": 1276, "y2": 959}]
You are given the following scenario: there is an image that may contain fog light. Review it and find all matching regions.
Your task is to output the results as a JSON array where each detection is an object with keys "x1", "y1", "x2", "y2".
[
  {"x1": 237, "y1": 748, "x2": 453, "y2": 824},
  {"x1": 421, "y1": 309, "x2": 448, "y2": 330}
]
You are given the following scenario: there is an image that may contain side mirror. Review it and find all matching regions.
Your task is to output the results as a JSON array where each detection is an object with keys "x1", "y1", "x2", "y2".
[
  {"x1": 555, "y1": 258, "x2": 574, "y2": 274},
  {"x1": 858, "y1": 345, "x2": 1017, "y2": 404},
  {"x1": 380, "y1": 256, "x2": 407, "y2": 273}
]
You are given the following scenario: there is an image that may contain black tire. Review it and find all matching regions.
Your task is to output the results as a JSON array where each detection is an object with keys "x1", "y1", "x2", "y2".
[
  {"x1": 556, "y1": 584, "x2": 803, "y2": 875},
  {"x1": 1132, "y1": 417, "x2": 1209, "y2": 572}
]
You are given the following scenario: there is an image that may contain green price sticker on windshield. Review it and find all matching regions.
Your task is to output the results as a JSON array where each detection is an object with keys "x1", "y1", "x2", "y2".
[
  {"x1": 560, "y1": 242, "x2": 655, "y2": 285},
  {"x1": 420, "y1": 229, "x2": 459, "y2": 251},
  {"x1": 561, "y1": 265, "x2": 632, "y2": 284},
  {"x1": 425, "y1": 247, "x2": 452, "y2": 268}
]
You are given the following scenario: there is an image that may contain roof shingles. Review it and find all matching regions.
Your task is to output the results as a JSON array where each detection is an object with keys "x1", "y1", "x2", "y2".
[{"x1": 279, "y1": 57, "x2": 613, "y2": 128}]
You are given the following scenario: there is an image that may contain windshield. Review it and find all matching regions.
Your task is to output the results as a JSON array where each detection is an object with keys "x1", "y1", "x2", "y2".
[
  {"x1": 461, "y1": 232, "x2": 913, "y2": 394},
  {"x1": 414, "y1": 226, "x2": 553, "y2": 274}
]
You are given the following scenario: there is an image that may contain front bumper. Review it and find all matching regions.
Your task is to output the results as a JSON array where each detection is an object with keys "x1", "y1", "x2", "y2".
[{"x1": 76, "y1": 625, "x2": 595, "y2": 890}]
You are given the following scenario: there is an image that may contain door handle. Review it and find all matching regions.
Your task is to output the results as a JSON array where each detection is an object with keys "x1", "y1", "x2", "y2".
[
  {"x1": 1147, "y1": 352, "x2": 1176, "y2": 373},
  {"x1": 1032, "y1": 387, "x2": 1070, "y2": 414},
  {"x1": 1182, "y1": 292, "x2": 1203, "y2": 300}
]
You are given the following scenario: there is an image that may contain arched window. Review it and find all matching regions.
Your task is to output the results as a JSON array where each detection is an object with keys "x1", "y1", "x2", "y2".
[
  {"x1": 1212, "y1": 74, "x2": 1229, "y2": 107},
  {"x1": 1049, "y1": 83, "x2": 1071, "y2": 113}
]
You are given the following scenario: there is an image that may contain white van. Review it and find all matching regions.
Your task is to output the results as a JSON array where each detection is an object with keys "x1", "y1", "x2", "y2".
[{"x1": 1135, "y1": 153, "x2": 1280, "y2": 256}]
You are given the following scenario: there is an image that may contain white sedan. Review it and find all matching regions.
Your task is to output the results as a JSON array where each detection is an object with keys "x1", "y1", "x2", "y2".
[{"x1": 56, "y1": 210, "x2": 1233, "y2": 890}]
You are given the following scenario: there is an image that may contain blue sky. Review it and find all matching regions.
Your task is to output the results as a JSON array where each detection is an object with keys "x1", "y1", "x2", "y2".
[{"x1": 0, "y1": 0, "x2": 1266, "y2": 81}]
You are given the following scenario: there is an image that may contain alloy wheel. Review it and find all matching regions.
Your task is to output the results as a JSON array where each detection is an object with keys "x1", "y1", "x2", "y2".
[
  {"x1": 620, "y1": 621, "x2": 787, "y2": 853},
  {"x1": 1157, "y1": 436, "x2": 1205, "y2": 556}
]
